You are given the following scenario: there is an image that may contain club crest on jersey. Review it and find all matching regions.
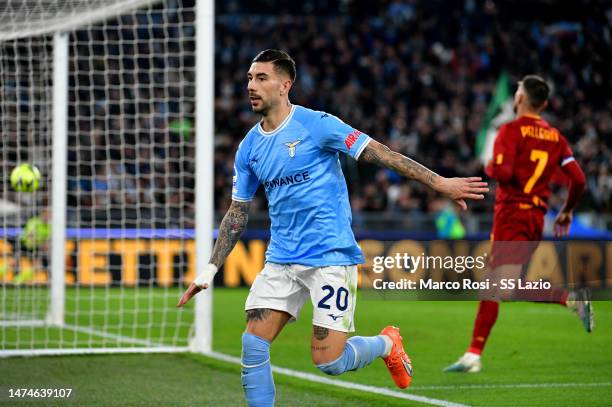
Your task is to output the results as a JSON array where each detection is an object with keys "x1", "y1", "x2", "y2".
[{"x1": 284, "y1": 140, "x2": 301, "y2": 157}]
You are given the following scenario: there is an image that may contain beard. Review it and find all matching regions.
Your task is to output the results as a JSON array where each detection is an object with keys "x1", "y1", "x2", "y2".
[
  {"x1": 252, "y1": 100, "x2": 271, "y2": 115},
  {"x1": 513, "y1": 101, "x2": 518, "y2": 114}
]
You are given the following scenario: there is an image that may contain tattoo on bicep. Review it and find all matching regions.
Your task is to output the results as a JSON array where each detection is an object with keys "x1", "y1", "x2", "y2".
[
  {"x1": 246, "y1": 308, "x2": 271, "y2": 322},
  {"x1": 313, "y1": 326, "x2": 330, "y2": 341},
  {"x1": 210, "y1": 201, "x2": 250, "y2": 267},
  {"x1": 360, "y1": 141, "x2": 439, "y2": 187},
  {"x1": 311, "y1": 345, "x2": 330, "y2": 352}
]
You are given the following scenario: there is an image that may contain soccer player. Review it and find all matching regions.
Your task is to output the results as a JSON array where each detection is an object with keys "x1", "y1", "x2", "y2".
[
  {"x1": 0, "y1": 208, "x2": 51, "y2": 284},
  {"x1": 444, "y1": 75, "x2": 592, "y2": 373},
  {"x1": 178, "y1": 49, "x2": 488, "y2": 405}
]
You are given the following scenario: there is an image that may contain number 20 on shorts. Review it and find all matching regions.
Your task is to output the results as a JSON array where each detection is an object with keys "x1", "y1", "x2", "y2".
[{"x1": 317, "y1": 285, "x2": 349, "y2": 311}]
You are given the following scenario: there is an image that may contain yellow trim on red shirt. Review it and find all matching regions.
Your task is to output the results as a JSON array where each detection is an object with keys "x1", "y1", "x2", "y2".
[
  {"x1": 532, "y1": 196, "x2": 543, "y2": 207},
  {"x1": 521, "y1": 114, "x2": 541, "y2": 120}
]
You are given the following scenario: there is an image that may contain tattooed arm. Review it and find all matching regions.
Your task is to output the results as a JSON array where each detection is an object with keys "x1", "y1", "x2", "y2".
[
  {"x1": 177, "y1": 200, "x2": 250, "y2": 306},
  {"x1": 210, "y1": 200, "x2": 250, "y2": 268},
  {"x1": 359, "y1": 140, "x2": 488, "y2": 210}
]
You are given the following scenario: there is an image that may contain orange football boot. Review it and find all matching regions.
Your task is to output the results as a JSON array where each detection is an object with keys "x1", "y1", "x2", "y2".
[{"x1": 380, "y1": 326, "x2": 413, "y2": 389}]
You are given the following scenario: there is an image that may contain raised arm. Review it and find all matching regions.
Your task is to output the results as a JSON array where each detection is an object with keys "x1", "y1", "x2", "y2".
[
  {"x1": 177, "y1": 200, "x2": 250, "y2": 307},
  {"x1": 359, "y1": 139, "x2": 488, "y2": 210}
]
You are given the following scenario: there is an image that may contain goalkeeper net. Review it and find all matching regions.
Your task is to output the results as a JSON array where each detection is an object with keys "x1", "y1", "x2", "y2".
[{"x1": 1, "y1": 0, "x2": 209, "y2": 356}]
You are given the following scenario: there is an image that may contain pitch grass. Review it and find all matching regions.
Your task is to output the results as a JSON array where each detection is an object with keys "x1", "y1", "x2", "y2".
[
  {"x1": 1, "y1": 288, "x2": 611, "y2": 406},
  {"x1": 1, "y1": 287, "x2": 193, "y2": 348},
  {"x1": 0, "y1": 353, "x2": 400, "y2": 406}
]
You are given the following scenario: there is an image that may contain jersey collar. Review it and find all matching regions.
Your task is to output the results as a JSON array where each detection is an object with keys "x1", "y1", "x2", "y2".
[
  {"x1": 521, "y1": 113, "x2": 541, "y2": 120},
  {"x1": 258, "y1": 104, "x2": 296, "y2": 136}
]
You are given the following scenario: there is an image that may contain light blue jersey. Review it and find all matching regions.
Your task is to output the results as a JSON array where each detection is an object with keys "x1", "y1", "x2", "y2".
[{"x1": 232, "y1": 105, "x2": 372, "y2": 266}]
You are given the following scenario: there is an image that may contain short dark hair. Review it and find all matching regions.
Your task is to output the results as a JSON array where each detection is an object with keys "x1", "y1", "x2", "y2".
[
  {"x1": 521, "y1": 75, "x2": 550, "y2": 108},
  {"x1": 252, "y1": 49, "x2": 296, "y2": 82}
]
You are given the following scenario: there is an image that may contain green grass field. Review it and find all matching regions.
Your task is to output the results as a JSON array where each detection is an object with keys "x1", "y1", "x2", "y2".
[{"x1": 1, "y1": 288, "x2": 611, "y2": 406}]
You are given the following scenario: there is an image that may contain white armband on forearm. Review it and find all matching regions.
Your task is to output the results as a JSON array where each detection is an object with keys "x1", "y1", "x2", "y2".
[{"x1": 193, "y1": 264, "x2": 218, "y2": 288}]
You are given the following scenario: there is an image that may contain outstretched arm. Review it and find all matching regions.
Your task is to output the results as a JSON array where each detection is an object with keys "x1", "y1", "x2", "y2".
[
  {"x1": 359, "y1": 139, "x2": 489, "y2": 210},
  {"x1": 178, "y1": 200, "x2": 250, "y2": 307}
]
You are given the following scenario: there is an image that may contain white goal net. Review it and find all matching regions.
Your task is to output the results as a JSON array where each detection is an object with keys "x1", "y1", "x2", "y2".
[{"x1": 0, "y1": 0, "x2": 213, "y2": 356}]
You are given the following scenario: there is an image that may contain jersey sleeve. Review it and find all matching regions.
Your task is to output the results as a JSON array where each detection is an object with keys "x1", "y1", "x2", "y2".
[
  {"x1": 313, "y1": 113, "x2": 372, "y2": 159},
  {"x1": 231, "y1": 140, "x2": 259, "y2": 202},
  {"x1": 488, "y1": 124, "x2": 517, "y2": 183},
  {"x1": 559, "y1": 136, "x2": 576, "y2": 167}
]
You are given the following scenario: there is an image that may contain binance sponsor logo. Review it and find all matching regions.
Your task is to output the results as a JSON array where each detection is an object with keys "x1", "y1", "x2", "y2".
[{"x1": 264, "y1": 170, "x2": 311, "y2": 191}]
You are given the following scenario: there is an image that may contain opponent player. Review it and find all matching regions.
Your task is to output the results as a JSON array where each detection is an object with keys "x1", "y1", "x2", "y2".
[
  {"x1": 177, "y1": 49, "x2": 488, "y2": 405},
  {"x1": 444, "y1": 75, "x2": 592, "y2": 373}
]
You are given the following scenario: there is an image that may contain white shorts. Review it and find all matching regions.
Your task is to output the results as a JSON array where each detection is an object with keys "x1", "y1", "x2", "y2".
[{"x1": 245, "y1": 263, "x2": 358, "y2": 332}]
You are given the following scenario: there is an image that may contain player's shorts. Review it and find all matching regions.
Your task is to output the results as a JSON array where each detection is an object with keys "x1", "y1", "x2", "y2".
[
  {"x1": 490, "y1": 203, "x2": 545, "y2": 268},
  {"x1": 245, "y1": 263, "x2": 358, "y2": 333}
]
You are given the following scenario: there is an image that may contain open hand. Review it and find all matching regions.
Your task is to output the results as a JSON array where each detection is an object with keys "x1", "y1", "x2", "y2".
[
  {"x1": 553, "y1": 211, "x2": 572, "y2": 238},
  {"x1": 177, "y1": 283, "x2": 202, "y2": 308},
  {"x1": 177, "y1": 264, "x2": 218, "y2": 308},
  {"x1": 435, "y1": 177, "x2": 489, "y2": 211}
]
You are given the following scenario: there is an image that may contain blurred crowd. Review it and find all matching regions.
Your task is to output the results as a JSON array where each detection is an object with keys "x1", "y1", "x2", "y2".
[
  {"x1": 64, "y1": 2, "x2": 197, "y2": 227},
  {"x1": 5, "y1": 0, "x2": 610, "y2": 231},
  {"x1": 214, "y1": 0, "x2": 612, "y2": 216}
]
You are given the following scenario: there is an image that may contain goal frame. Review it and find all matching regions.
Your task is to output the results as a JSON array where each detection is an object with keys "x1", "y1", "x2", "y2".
[{"x1": 0, "y1": 0, "x2": 214, "y2": 357}]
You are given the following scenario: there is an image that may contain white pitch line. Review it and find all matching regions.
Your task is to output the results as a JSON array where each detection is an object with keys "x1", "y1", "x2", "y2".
[
  {"x1": 0, "y1": 319, "x2": 45, "y2": 327},
  {"x1": 411, "y1": 382, "x2": 612, "y2": 391},
  {"x1": 206, "y1": 351, "x2": 469, "y2": 407},
  {"x1": 0, "y1": 322, "x2": 164, "y2": 347},
  {"x1": 62, "y1": 324, "x2": 163, "y2": 347},
  {"x1": 1, "y1": 346, "x2": 189, "y2": 358}
]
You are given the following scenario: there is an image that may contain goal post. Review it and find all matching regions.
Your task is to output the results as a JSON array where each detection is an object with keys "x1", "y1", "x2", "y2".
[
  {"x1": 192, "y1": 0, "x2": 214, "y2": 354},
  {"x1": 0, "y1": 0, "x2": 214, "y2": 356},
  {"x1": 47, "y1": 31, "x2": 68, "y2": 328}
]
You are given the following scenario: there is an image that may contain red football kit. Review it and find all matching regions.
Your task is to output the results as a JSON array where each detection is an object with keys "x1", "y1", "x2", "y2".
[
  {"x1": 485, "y1": 114, "x2": 586, "y2": 266},
  {"x1": 466, "y1": 114, "x2": 586, "y2": 357}
]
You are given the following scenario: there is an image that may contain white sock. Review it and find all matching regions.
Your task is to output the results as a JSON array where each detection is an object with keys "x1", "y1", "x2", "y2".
[
  {"x1": 464, "y1": 351, "x2": 481, "y2": 362},
  {"x1": 381, "y1": 335, "x2": 393, "y2": 358}
]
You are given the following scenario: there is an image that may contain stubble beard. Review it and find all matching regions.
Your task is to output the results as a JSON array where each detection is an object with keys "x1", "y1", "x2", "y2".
[{"x1": 252, "y1": 101, "x2": 270, "y2": 116}]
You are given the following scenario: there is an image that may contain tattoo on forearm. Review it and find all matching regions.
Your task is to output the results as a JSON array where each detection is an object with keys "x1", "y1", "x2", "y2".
[
  {"x1": 313, "y1": 326, "x2": 329, "y2": 340},
  {"x1": 246, "y1": 308, "x2": 271, "y2": 322},
  {"x1": 210, "y1": 201, "x2": 249, "y2": 268},
  {"x1": 360, "y1": 141, "x2": 439, "y2": 187}
]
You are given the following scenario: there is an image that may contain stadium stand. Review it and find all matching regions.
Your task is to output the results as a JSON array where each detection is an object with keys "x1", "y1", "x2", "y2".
[{"x1": 6, "y1": 0, "x2": 606, "y2": 230}]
